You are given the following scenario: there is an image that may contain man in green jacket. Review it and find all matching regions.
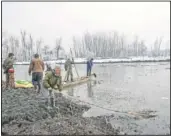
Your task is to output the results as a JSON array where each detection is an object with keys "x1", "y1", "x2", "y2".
[
  {"x1": 43, "y1": 65, "x2": 62, "y2": 107},
  {"x1": 64, "y1": 58, "x2": 74, "y2": 82},
  {"x1": 3, "y1": 53, "x2": 15, "y2": 89}
]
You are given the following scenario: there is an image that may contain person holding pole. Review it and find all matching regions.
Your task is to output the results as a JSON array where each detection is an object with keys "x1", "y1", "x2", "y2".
[
  {"x1": 64, "y1": 58, "x2": 74, "y2": 82},
  {"x1": 87, "y1": 58, "x2": 94, "y2": 76}
]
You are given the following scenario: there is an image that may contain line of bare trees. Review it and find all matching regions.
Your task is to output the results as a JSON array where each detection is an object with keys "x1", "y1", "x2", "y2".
[
  {"x1": 72, "y1": 31, "x2": 169, "y2": 58},
  {"x1": 2, "y1": 31, "x2": 64, "y2": 62},
  {"x1": 2, "y1": 30, "x2": 170, "y2": 62}
]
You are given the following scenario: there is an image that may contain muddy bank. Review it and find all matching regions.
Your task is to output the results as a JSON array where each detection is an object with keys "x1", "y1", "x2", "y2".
[{"x1": 2, "y1": 87, "x2": 119, "y2": 135}]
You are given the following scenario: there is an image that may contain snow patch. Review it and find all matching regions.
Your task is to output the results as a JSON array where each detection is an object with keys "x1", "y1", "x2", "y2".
[{"x1": 14, "y1": 56, "x2": 170, "y2": 65}]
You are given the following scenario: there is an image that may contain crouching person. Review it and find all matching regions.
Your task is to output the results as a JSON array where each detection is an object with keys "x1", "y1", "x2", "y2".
[{"x1": 43, "y1": 66, "x2": 62, "y2": 107}]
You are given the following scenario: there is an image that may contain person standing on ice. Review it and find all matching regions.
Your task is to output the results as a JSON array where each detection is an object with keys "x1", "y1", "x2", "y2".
[
  {"x1": 64, "y1": 58, "x2": 74, "y2": 82},
  {"x1": 43, "y1": 65, "x2": 62, "y2": 107},
  {"x1": 87, "y1": 58, "x2": 94, "y2": 76},
  {"x1": 28, "y1": 53, "x2": 44, "y2": 93},
  {"x1": 3, "y1": 53, "x2": 15, "y2": 89}
]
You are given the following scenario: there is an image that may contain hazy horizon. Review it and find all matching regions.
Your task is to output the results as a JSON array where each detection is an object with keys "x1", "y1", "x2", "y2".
[{"x1": 2, "y1": 2, "x2": 170, "y2": 53}]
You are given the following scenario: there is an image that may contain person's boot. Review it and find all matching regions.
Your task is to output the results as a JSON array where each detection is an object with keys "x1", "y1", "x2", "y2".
[
  {"x1": 33, "y1": 82, "x2": 37, "y2": 90},
  {"x1": 37, "y1": 84, "x2": 41, "y2": 94},
  {"x1": 34, "y1": 85, "x2": 37, "y2": 89},
  {"x1": 5, "y1": 87, "x2": 9, "y2": 91},
  {"x1": 66, "y1": 78, "x2": 69, "y2": 82},
  {"x1": 50, "y1": 97, "x2": 54, "y2": 107},
  {"x1": 5, "y1": 83, "x2": 9, "y2": 91},
  {"x1": 37, "y1": 88, "x2": 40, "y2": 94}
]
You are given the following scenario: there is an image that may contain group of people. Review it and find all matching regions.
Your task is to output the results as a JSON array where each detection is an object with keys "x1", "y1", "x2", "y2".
[{"x1": 3, "y1": 53, "x2": 94, "y2": 94}]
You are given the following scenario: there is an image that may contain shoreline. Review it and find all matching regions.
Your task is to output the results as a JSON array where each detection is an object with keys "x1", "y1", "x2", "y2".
[{"x1": 14, "y1": 57, "x2": 170, "y2": 65}]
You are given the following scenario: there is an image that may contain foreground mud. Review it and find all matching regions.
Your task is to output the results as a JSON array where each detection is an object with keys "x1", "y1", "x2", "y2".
[{"x1": 2, "y1": 87, "x2": 119, "y2": 135}]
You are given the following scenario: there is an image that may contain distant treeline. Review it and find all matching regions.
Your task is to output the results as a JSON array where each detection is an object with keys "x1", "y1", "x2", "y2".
[
  {"x1": 73, "y1": 31, "x2": 170, "y2": 58},
  {"x1": 2, "y1": 30, "x2": 170, "y2": 61},
  {"x1": 2, "y1": 30, "x2": 64, "y2": 62}
]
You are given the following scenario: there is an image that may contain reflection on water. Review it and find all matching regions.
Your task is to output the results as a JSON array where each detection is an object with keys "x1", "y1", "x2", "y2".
[
  {"x1": 87, "y1": 80, "x2": 97, "y2": 97},
  {"x1": 87, "y1": 81, "x2": 93, "y2": 97},
  {"x1": 67, "y1": 87, "x2": 74, "y2": 96},
  {"x1": 66, "y1": 80, "x2": 97, "y2": 98}
]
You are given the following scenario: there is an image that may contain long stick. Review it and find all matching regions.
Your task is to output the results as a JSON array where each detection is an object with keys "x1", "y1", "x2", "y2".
[
  {"x1": 70, "y1": 48, "x2": 79, "y2": 78},
  {"x1": 64, "y1": 68, "x2": 69, "y2": 81}
]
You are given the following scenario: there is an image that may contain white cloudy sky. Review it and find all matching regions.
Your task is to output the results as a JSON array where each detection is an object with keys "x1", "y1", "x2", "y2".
[{"x1": 2, "y1": 2, "x2": 170, "y2": 52}]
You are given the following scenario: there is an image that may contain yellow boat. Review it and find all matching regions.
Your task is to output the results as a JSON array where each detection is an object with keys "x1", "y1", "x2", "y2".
[
  {"x1": 14, "y1": 73, "x2": 96, "y2": 89},
  {"x1": 15, "y1": 80, "x2": 34, "y2": 88}
]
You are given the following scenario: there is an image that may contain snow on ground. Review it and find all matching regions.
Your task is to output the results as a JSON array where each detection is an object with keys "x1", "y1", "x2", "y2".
[{"x1": 14, "y1": 56, "x2": 170, "y2": 65}]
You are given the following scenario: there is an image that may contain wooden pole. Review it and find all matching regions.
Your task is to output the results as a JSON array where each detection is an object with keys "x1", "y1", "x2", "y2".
[{"x1": 70, "y1": 48, "x2": 79, "y2": 78}]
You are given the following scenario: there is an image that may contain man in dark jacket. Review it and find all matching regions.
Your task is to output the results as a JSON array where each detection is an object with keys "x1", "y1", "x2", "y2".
[
  {"x1": 87, "y1": 58, "x2": 94, "y2": 76},
  {"x1": 3, "y1": 53, "x2": 15, "y2": 89}
]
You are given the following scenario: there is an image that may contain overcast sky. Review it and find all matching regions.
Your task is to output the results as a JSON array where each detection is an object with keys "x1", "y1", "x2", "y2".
[{"x1": 2, "y1": 2, "x2": 170, "y2": 52}]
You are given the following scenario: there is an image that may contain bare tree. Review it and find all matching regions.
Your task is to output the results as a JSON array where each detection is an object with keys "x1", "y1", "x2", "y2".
[
  {"x1": 2, "y1": 31, "x2": 9, "y2": 59},
  {"x1": 36, "y1": 38, "x2": 43, "y2": 56},
  {"x1": 43, "y1": 45, "x2": 49, "y2": 55},
  {"x1": 83, "y1": 32, "x2": 93, "y2": 55},
  {"x1": 139, "y1": 40, "x2": 147, "y2": 57},
  {"x1": 132, "y1": 35, "x2": 139, "y2": 56},
  {"x1": 157, "y1": 36, "x2": 163, "y2": 56},
  {"x1": 119, "y1": 34, "x2": 126, "y2": 57},
  {"x1": 2, "y1": 31, "x2": 8, "y2": 47},
  {"x1": 112, "y1": 31, "x2": 119, "y2": 57},
  {"x1": 73, "y1": 36, "x2": 78, "y2": 57},
  {"x1": 21, "y1": 30, "x2": 27, "y2": 61},
  {"x1": 153, "y1": 36, "x2": 163, "y2": 57},
  {"x1": 28, "y1": 34, "x2": 34, "y2": 60},
  {"x1": 9, "y1": 36, "x2": 15, "y2": 54},
  {"x1": 55, "y1": 37, "x2": 62, "y2": 59},
  {"x1": 14, "y1": 38, "x2": 20, "y2": 61}
]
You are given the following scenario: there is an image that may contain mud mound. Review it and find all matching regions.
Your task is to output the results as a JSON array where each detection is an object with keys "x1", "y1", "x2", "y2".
[
  {"x1": 2, "y1": 80, "x2": 6, "y2": 91},
  {"x1": 2, "y1": 88, "x2": 118, "y2": 135}
]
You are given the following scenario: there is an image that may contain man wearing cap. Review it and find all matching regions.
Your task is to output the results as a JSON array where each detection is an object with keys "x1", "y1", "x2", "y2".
[
  {"x1": 87, "y1": 58, "x2": 94, "y2": 76},
  {"x1": 43, "y1": 65, "x2": 62, "y2": 107},
  {"x1": 3, "y1": 53, "x2": 15, "y2": 89},
  {"x1": 64, "y1": 58, "x2": 74, "y2": 82}
]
